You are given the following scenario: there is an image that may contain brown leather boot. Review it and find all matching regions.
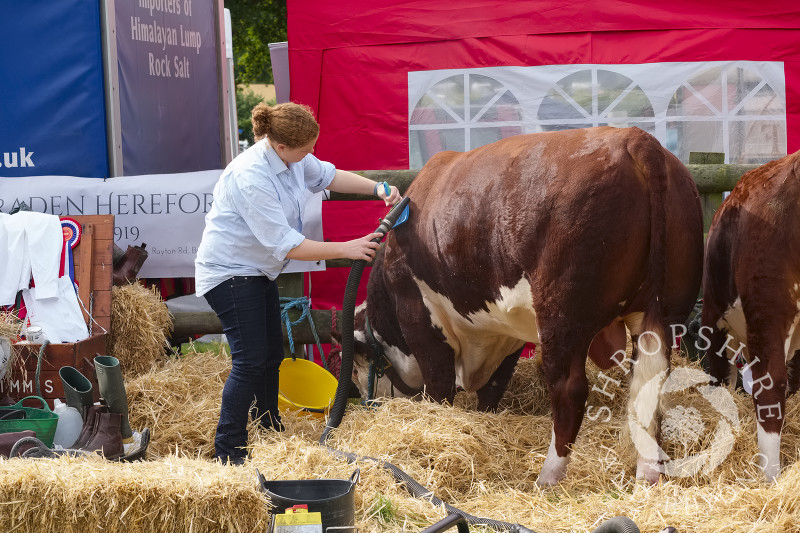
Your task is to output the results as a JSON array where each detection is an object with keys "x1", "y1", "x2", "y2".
[
  {"x1": 69, "y1": 405, "x2": 109, "y2": 450},
  {"x1": 80, "y1": 411, "x2": 124, "y2": 459},
  {"x1": 112, "y1": 243, "x2": 149, "y2": 286},
  {"x1": 0, "y1": 430, "x2": 36, "y2": 458}
]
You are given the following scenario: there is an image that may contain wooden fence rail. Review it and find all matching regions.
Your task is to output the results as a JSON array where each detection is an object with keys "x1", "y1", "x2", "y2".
[{"x1": 172, "y1": 161, "x2": 758, "y2": 345}]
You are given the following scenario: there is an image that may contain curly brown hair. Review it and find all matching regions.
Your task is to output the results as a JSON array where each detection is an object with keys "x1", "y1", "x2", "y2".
[{"x1": 251, "y1": 102, "x2": 320, "y2": 147}]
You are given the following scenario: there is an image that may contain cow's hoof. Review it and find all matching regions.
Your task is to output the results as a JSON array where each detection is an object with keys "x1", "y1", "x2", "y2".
[
  {"x1": 536, "y1": 462, "x2": 567, "y2": 487},
  {"x1": 636, "y1": 458, "x2": 662, "y2": 485},
  {"x1": 760, "y1": 460, "x2": 780, "y2": 483},
  {"x1": 535, "y1": 473, "x2": 562, "y2": 488}
]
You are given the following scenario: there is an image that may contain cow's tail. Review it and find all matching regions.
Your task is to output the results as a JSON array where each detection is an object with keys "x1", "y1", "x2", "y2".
[
  {"x1": 624, "y1": 129, "x2": 671, "y2": 483},
  {"x1": 630, "y1": 129, "x2": 669, "y2": 323}
]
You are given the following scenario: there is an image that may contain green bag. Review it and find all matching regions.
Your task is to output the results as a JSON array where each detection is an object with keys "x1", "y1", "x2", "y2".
[{"x1": 0, "y1": 396, "x2": 59, "y2": 447}]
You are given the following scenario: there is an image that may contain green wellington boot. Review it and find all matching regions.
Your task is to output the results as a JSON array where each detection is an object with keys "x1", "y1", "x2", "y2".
[
  {"x1": 93, "y1": 355, "x2": 133, "y2": 443},
  {"x1": 59, "y1": 366, "x2": 94, "y2": 421}
]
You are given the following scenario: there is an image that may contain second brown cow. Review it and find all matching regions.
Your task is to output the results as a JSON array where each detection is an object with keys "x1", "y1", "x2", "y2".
[{"x1": 703, "y1": 149, "x2": 800, "y2": 481}]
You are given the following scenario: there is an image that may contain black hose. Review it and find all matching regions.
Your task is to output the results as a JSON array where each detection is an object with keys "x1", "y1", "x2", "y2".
[
  {"x1": 590, "y1": 516, "x2": 641, "y2": 533},
  {"x1": 8, "y1": 436, "x2": 57, "y2": 458},
  {"x1": 319, "y1": 257, "x2": 365, "y2": 444},
  {"x1": 323, "y1": 443, "x2": 536, "y2": 533},
  {"x1": 420, "y1": 513, "x2": 469, "y2": 533},
  {"x1": 321, "y1": 197, "x2": 409, "y2": 443}
]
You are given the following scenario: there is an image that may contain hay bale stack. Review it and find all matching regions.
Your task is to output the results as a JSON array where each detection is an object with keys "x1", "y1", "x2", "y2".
[
  {"x1": 0, "y1": 455, "x2": 269, "y2": 532},
  {"x1": 125, "y1": 349, "x2": 336, "y2": 458},
  {"x1": 109, "y1": 283, "x2": 173, "y2": 378}
]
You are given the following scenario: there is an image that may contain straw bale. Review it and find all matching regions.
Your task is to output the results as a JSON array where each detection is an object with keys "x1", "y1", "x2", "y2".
[
  {"x1": 0, "y1": 454, "x2": 269, "y2": 532},
  {"x1": 109, "y1": 283, "x2": 173, "y2": 378}
]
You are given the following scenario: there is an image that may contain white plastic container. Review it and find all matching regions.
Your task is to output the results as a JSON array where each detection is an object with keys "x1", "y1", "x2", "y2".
[{"x1": 52, "y1": 399, "x2": 83, "y2": 448}]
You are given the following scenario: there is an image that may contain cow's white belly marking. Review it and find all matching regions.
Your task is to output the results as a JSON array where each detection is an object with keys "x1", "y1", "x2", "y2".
[
  {"x1": 413, "y1": 276, "x2": 539, "y2": 391},
  {"x1": 717, "y1": 297, "x2": 747, "y2": 344},
  {"x1": 717, "y1": 296, "x2": 800, "y2": 363},
  {"x1": 715, "y1": 297, "x2": 749, "y2": 384}
]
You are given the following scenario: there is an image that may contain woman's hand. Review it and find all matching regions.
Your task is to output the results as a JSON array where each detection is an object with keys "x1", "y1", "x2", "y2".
[
  {"x1": 341, "y1": 232, "x2": 383, "y2": 261},
  {"x1": 375, "y1": 181, "x2": 402, "y2": 206}
]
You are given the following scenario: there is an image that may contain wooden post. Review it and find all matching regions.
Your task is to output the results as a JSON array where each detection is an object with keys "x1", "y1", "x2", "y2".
[
  {"x1": 689, "y1": 152, "x2": 726, "y2": 234},
  {"x1": 170, "y1": 309, "x2": 340, "y2": 346}
]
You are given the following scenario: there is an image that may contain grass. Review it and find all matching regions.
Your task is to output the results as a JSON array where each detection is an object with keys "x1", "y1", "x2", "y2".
[
  {"x1": 178, "y1": 340, "x2": 230, "y2": 356},
  {"x1": 367, "y1": 493, "x2": 398, "y2": 524}
]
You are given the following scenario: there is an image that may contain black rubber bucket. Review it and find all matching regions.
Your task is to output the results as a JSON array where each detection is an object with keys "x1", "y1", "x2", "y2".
[{"x1": 258, "y1": 469, "x2": 359, "y2": 533}]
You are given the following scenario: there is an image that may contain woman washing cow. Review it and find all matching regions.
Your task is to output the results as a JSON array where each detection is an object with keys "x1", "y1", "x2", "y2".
[{"x1": 194, "y1": 101, "x2": 401, "y2": 465}]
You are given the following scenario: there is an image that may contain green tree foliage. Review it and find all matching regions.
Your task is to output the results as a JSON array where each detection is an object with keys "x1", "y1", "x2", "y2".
[
  {"x1": 226, "y1": 0, "x2": 287, "y2": 85},
  {"x1": 236, "y1": 88, "x2": 270, "y2": 144}
]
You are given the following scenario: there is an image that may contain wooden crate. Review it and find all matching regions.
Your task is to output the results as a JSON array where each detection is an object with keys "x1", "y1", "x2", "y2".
[{"x1": 3, "y1": 215, "x2": 114, "y2": 407}]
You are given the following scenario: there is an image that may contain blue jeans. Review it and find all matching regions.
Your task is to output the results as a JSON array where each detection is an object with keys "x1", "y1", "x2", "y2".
[{"x1": 204, "y1": 276, "x2": 285, "y2": 461}]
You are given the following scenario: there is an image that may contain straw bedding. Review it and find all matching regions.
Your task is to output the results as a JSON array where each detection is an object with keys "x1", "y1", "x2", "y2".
[{"x1": 4, "y1": 347, "x2": 800, "y2": 532}]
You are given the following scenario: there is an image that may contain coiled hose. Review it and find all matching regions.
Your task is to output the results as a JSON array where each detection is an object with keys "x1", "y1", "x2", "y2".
[{"x1": 316, "y1": 197, "x2": 654, "y2": 533}]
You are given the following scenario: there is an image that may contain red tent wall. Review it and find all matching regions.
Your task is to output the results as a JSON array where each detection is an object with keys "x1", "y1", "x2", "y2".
[
  {"x1": 288, "y1": 0, "x2": 800, "y2": 170},
  {"x1": 286, "y1": 1, "x2": 800, "y2": 355}
]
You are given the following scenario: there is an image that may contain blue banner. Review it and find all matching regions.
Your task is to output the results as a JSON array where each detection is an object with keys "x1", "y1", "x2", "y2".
[
  {"x1": 116, "y1": 0, "x2": 222, "y2": 175},
  {"x1": 0, "y1": 0, "x2": 109, "y2": 178}
]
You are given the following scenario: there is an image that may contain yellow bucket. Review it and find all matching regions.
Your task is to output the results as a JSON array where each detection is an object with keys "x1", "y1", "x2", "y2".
[{"x1": 278, "y1": 358, "x2": 338, "y2": 418}]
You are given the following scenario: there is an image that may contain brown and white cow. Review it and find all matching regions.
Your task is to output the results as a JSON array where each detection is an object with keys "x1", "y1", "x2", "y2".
[
  {"x1": 702, "y1": 149, "x2": 800, "y2": 481},
  {"x1": 352, "y1": 127, "x2": 703, "y2": 485}
]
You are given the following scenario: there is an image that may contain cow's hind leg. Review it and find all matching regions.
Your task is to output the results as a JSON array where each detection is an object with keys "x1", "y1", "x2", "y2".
[
  {"x1": 476, "y1": 348, "x2": 523, "y2": 412},
  {"x1": 537, "y1": 327, "x2": 593, "y2": 486},
  {"x1": 624, "y1": 313, "x2": 669, "y2": 484},
  {"x1": 742, "y1": 328, "x2": 788, "y2": 481}
]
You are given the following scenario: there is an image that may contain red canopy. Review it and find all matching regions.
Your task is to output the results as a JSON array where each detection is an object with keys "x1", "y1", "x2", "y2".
[
  {"x1": 288, "y1": 1, "x2": 800, "y2": 353},
  {"x1": 289, "y1": 0, "x2": 800, "y2": 170}
]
